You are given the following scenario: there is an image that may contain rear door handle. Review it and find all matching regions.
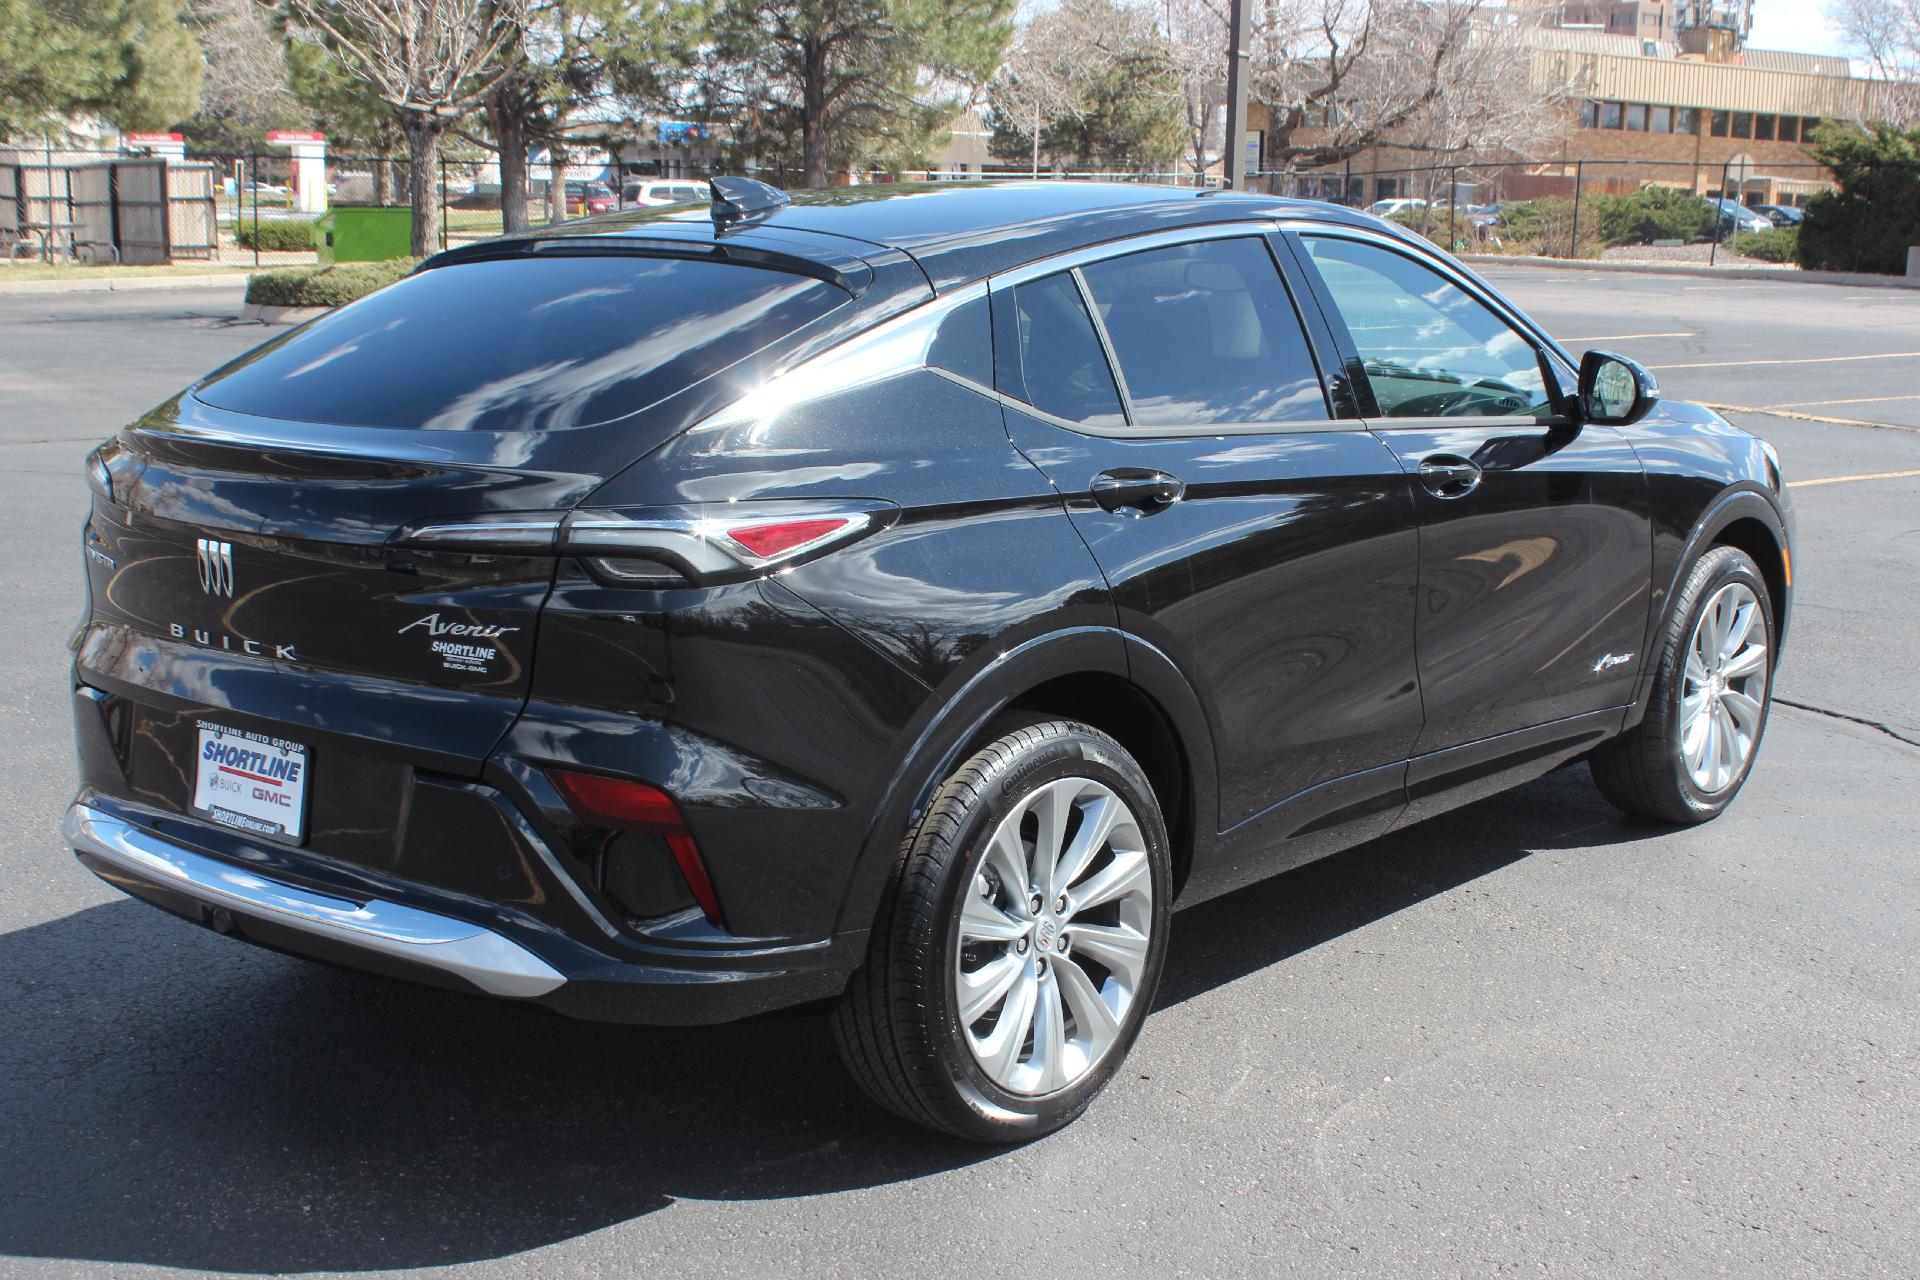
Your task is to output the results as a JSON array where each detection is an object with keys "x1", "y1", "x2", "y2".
[
  {"x1": 1417, "y1": 455, "x2": 1483, "y2": 499},
  {"x1": 1090, "y1": 469, "x2": 1184, "y2": 514}
]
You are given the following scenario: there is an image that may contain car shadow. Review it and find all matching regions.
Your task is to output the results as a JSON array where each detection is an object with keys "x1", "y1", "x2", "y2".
[{"x1": 0, "y1": 765, "x2": 1662, "y2": 1272}]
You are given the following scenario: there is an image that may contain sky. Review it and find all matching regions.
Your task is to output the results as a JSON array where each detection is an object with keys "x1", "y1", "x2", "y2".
[{"x1": 1743, "y1": 0, "x2": 1854, "y2": 58}]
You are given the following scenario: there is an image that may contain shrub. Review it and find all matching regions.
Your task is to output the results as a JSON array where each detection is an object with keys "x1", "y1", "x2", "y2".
[
  {"x1": 233, "y1": 218, "x2": 319, "y2": 252},
  {"x1": 1795, "y1": 121, "x2": 1920, "y2": 275},
  {"x1": 245, "y1": 259, "x2": 421, "y2": 308},
  {"x1": 1590, "y1": 185, "x2": 1717, "y2": 247},
  {"x1": 1494, "y1": 197, "x2": 1603, "y2": 258},
  {"x1": 1734, "y1": 226, "x2": 1798, "y2": 263}
]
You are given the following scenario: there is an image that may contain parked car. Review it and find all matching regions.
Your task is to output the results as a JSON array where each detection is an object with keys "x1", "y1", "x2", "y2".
[
  {"x1": 1366, "y1": 197, "x2": 1428, "y2": 218},
  {"x1": 1465, "y1": 202, "x2": 1505, "y2": 228},
  {"x1": 1712, "y1": 198, "x2": 1776, "y2": 235},
  {"x1": 572, "y1": 180, "x2": 617, "y2": 215},
  {"x1": 1752, "y1": 204, "x2": 1805, "y2": 227},
  {"x1": 67, "y1": 180, "x2": 1793, "y2": 1142},
  {"x1": 622, "y1": 179, "x2": 708, "y2": 208}
]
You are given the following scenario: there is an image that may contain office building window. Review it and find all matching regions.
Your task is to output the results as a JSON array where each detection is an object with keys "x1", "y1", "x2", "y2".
[
  {"x1": 1756, "y1": 114, "x2": 1776, "y2": 140},
  {"x1": 1602, "y1": 101, "x2": 1624, "y2": 128},
  {"x1": 1580, "y1": 100, "x2": 1599, "y2": 128},
  {"x1": 1803, "y1": 116, "x2": 1824, "y2": 138},
  {"x1": 1732, "y1": 112, "x2": 1753, "y2": 138},
  {"x1": 1675, "y1": 107, "x2": 1699, "y2": 135},
  {"x1": 1711, "y1": 110, "x2": 1729, "y2": 136},
  {"x1": 1778, "y1": 116, "x2": 1800, "y2": 142},
  {"x1": 1650, "y1": 105, "x2": 1673, "y2": 133},
  {"x1": 1626, "y1": 103, "x2": 1648, "y2": 130}
]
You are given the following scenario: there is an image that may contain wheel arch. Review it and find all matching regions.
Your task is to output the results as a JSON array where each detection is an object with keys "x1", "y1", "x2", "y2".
[
  {"x1": 1627, "y1": 485, "x2": 1790, "y2": 729},
  {"x1": 833, "y1": 627, "x2": 1218, "y2": 941}
]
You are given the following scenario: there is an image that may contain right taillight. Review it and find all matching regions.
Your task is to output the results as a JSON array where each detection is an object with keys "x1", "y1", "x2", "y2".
[{"x1": 391, "y1": 503, "x2": 890, "y2": 587}]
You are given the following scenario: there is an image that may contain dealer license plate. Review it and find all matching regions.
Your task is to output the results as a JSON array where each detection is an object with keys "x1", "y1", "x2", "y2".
[{"x1": 190, "y1": 721, "x2": 309, "y2": 843}]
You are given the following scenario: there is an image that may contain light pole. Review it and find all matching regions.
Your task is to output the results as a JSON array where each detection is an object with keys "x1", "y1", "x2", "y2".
[{"x1": 1223, "y1": 0, "x2": 1252, "y2": 189}]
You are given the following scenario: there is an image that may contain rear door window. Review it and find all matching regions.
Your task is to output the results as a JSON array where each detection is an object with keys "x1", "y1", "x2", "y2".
[
  {"x1": 196, "y1": 255, "x2": 847, "y2": 432},
  {"x1": 1078, "y1": 238, "x2": 1327, "y2": 426},
  {"x1": 1010, "y1": 271, "x2": 1126, "y2": 427}
]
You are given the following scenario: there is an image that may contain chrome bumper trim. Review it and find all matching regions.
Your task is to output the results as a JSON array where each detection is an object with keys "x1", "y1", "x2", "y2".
[{"x1": 63, "y1": 802, "x2": 566, "y2": 999}]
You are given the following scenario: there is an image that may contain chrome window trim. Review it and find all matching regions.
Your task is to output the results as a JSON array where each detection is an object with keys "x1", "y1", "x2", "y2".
[
  {"x1": 1281, "y1": 220, "x2": 1580, "y2": 387},
  {"x1": 984, "y1": 220, "x2": 1363, "y2": 440}
]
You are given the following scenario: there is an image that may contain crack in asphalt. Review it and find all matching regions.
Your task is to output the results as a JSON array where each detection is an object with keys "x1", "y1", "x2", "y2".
[{"x1": 1777, "y1": 697, "x2": 1920, "y2": 749}]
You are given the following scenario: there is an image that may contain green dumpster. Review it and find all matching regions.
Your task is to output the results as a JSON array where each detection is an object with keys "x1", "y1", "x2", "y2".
[{"x1": 315, "y1": 206, "x2": 414, "y2": 262}]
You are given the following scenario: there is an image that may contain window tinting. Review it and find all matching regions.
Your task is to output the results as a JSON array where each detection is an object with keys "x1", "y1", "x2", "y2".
[
  {"x1": 1011, "y1": 272, "x2": 1125, "y2": 427},
  {"x1": 197, "y1": 256, "x2": 846, "y2": 432},
  {"x1": 1626, "y1": 103, "x2": 1648, "y2": 131},
  {"x1": 1078, "y1": 238, "x2": 1325, "y2": 427},
  {"x1": 1676, "y1": 108, "x2": 1698, "y2": 134},
  {"x1": 1302, "y1": 236, "x2": 1550, "y2": 420},
  {"x1": 1711, "y1": 110, "x2": 1730, "y2": 136},
  {"x1": 1778, "y1": 115, "x2": 1799, "y2": 142},
  {"x1": 1732, "y1": 111, "x2": 1753, "y2": 138},
  {"x1": 1756, "y1": 113, "x2": 1776, "y2": 141},
  {"x1": 1580, "y1": 100, "x2": 1599, "y2": 128},
  {"x1": 1602, "y1": 102, "x2": 1624, "y2": 129},
  {"x1": 925, "y1": 294, "x2": 993, "y2": 387},
  {"x1": 1650, "y1": 105, "x2": 1672, "y2": 133}
]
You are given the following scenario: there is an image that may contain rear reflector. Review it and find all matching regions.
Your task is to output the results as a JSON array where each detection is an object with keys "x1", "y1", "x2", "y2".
[{"x1": 548, "y1": 769, "x2": 723, "y2": 926}]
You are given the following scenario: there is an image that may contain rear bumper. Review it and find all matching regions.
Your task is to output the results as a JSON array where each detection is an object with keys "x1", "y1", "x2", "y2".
[
  {"x1": 64, "y1": 790, "x2": 862, "y2": 1024},
  {"x1": 65, "y1": 801, "x2": 567, "y2": 998}
]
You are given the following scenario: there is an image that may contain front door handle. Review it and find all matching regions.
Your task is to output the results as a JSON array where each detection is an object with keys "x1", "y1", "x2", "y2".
[
  {"x1": 1090, "y1": 468, "x2": 1185, "y2": 514},
  {"x1": 1417, "y1": 455, "x2": 1483, "y2": 499}
]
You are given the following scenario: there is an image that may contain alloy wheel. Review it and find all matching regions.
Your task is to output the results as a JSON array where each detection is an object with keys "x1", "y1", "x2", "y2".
[
  {"x1": 1680, "y1": 581, "x2": 1769, "y2": 793},
  {"x1": 952, "y1": 776, "x2": 1153, "y2": 1096}
]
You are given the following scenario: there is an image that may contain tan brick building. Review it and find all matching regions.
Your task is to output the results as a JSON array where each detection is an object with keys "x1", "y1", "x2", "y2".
[{"x1": 1265, "y1": 22, "x2": 1882, "y2": 210}]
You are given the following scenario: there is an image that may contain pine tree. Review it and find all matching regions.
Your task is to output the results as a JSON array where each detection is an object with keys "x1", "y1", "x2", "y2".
[{"x1": 700, "y1": 0, "x2": 1014, "y2": 187}]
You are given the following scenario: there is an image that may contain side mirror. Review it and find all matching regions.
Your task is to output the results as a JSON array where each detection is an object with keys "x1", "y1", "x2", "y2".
[{"x1": 1578, "y1": 349, "x2": 1659, "y2": 425}]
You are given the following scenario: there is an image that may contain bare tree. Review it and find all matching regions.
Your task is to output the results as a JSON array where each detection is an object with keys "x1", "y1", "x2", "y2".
[
  {"x1": 190, "y1": 0, "x2": 300, "y2": 140},
  {"x1": 1829, "y1": 0, "x2": 1920, "y2": 125},
  {"x1": 989, "y1": 0, "x2": 1122, "y2": 175},
  {"x1": 1145, "y1": 0, "x2": 1568, "y2": 185},
  {"x1": 273, "y1": 0, "x2": 527, "y2": 254}
]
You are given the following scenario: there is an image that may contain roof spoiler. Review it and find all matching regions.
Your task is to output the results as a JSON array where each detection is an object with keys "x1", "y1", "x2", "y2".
[{"x1": 709, "y1": 176, "x2": 791, "y2": 230}]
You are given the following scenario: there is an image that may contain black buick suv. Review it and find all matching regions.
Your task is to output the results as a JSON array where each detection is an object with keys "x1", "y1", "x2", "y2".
[{"x1": 66, "y1": 180, "x2": 1794, "y2": 1141}]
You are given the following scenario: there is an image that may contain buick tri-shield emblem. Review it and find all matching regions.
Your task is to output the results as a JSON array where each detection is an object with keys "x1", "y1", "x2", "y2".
[{"x1": 196, "y1": 538, "x2": 234, "y2": 597}]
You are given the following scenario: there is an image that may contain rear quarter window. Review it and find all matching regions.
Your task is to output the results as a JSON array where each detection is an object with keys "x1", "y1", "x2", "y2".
[{"x1": 196, "y1": 255, "x2": 847, "y2": 431}]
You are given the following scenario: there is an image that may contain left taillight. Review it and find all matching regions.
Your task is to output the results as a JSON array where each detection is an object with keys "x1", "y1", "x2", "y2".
[{"x1": 548, "y1": 768, "x2": 724, "y2": 927}]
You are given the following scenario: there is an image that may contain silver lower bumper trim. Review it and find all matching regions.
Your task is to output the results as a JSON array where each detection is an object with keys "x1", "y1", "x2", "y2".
[{"x1": 63, "y1": 802, "x2": 567, "y2": 999}]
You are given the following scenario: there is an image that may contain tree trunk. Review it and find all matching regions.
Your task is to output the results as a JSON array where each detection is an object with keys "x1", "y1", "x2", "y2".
[
  {"x1": 802, "y1": 37, "x2": 830, "y2": 187},
  {"x1": 401, "y1": 111, "x2": 444, "y2": 258},
  {"x1": 489, "y1": 90, "x2": 530, "y2": 233},
  {"x1": 545, "y1": 140, "x2": 569, "y2": 223}
]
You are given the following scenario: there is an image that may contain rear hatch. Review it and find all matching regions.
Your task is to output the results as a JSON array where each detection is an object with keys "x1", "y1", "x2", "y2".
[{"x1": 76, "y1": 244, "x2": 864, "y2": 841}]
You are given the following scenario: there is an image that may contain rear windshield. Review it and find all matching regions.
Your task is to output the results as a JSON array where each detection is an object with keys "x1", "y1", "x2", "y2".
[{"x1": 196, "y1": 255, "x2": 847, "y2": 431}]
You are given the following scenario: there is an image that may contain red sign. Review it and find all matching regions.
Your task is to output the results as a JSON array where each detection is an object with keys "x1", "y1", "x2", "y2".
[
  {"x1": 266, "y1": 131, "x2": 326, "y2": 143},
  {"x1": 127, "y1": 133, "x2": 183, "y2": 143}
]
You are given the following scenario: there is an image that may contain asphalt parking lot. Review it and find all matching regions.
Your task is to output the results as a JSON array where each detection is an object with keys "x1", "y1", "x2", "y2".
[{"x1": 1, "y1": 267, "x2": 1915, "y2": 1279}]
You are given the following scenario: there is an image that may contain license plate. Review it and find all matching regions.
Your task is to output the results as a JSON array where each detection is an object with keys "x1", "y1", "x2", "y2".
[{"x1": 191, "y1": 721, "x2": 308, "y2": 843}]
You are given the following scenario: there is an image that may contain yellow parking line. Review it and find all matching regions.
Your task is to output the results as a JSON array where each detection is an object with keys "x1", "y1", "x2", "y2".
[
  {"x1": 1564, "y1": 331, "x2": 1692, "y2": 342},
  {"x1": 1654, "y1": 351, "x2": 1920, "y2": 369},
  {"x1": 1787, "y1": 468, "x2": 1920, "y2": 489},
  {"x1": 1764, "y1": 394, "x2": 1920, "y2": 409},
  {"x1": 1702, "y1": 402, "x2": 1918, "y2": 432}
]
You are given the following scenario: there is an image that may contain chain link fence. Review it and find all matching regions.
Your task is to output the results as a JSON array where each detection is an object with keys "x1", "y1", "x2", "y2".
[{"x1": 5, "y1": 146, "x2": 1915, "y2": 276}]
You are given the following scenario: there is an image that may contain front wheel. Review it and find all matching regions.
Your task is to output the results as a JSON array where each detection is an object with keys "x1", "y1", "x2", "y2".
[
  {"x1": 831, "y1": 717, "x2": 1173, "y2": 1142},
  {"x1": 1590, "y1": 545, "x2": 1775, "y2": 823}
]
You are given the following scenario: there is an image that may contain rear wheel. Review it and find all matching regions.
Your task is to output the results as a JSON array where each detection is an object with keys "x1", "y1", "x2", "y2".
[
  {"x1": 1590, "y1": 545, "x2": 1775, "y2": 823},
  {"x1": 831, "y1": 717, "x2": 1172, "y2": 1142}
]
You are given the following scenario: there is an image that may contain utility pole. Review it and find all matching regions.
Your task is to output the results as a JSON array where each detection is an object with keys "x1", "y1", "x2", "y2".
[{"x1": 1223, "y1": 0, "x2": 1252, "y2": 189}]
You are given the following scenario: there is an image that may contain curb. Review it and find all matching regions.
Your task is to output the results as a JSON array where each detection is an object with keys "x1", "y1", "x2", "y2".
[
  {"x1": 1458, "y1": 254, "x2": 1920, "y2": 290},
  {"x1": 238, "y1": 301, "x2": 327, "y2": 325},
  {"x1": 0, "y1": 272, "x2": 253, "y2": 296}
]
